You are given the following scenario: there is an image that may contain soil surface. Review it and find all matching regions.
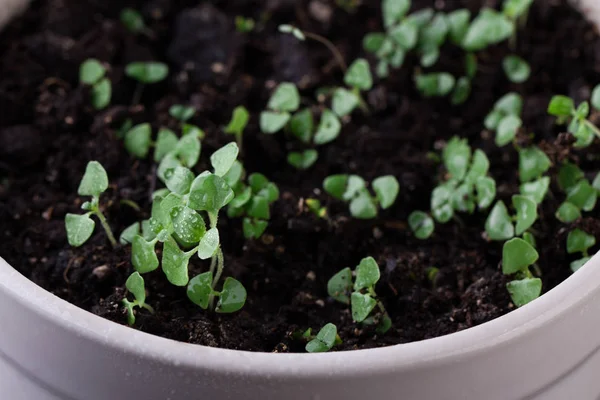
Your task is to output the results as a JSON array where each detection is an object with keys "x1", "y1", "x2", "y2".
[{"x1": 1, "y1": 0, "x2": 599, "y2": 352}]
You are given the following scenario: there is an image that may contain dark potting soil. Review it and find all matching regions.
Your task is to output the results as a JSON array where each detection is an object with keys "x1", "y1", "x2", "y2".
[{"x1": 1, "y1": 0, "x2": 599, "y2": 352}]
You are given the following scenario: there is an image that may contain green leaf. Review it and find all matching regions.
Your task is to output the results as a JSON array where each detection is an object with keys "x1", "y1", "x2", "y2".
[
  {"x1": 125, "y1": 271, "x2": 146, "y2": 305},
  {"x1": 443, "y1": 137, "x2": 471, "y2": 181},
  {"x1": 567, "y1": 180, "x2": 597, "y2": 211},
  {"x1": 197, "y1": 228, "x2": 219, "y2": 259},
  {"x1": 349, "y1": 190, "x2": 378, "y2": 219},
  {"x1": 591, "y1": 85, "x2": 600, "y2": 110},
  {"x1": 78, "y1": 161, "x2": 108, "y2": 197},
  {"x1": 451, "y1": 183, "x2": 475, "y2": 213},
  {"x1": 124, "y1": 123, "x2": 152, "y2": 158},
  {"x1": 519, "y1": 177, "x2": 550, "y2": 204},
  {"x1": 496, "y1": 115, "x2": 522, "y2": 146},
  {"x1": 351, "y1": 292, "x2": 377, "y2": 322},
  {"x1": 305, "y1": 323, "x2": 338, "y2": 353},
  {"x1": 189, "y1": 174, "x2": 234, "y2": 211},
  {"x1": 405, "y1": 8, "x2": 434, "y2": 27},
  {"x1": 344, "y1": 59, "x2": 373, "y2": 91},
  {"x1": 223, "y1": 161, "x2": 244, "y2": 188},
  {"x1": 230, "y1": 186, "x2": 252, "y2": 209},
  {"x1": 289, "y1": 108, "x2": 313, "y2": 143},
  {"x1": 161, "y1": 238, "x2": 190, "y2": 286},
  {"x1": 389, "y1": 21, "x2": 418, "y2": 50},
  {"x1": 465, "y1": 53, "x2": 478, "y2": 79},
  {"x1": 157, "y1": 153, "x2": 182, "y2": 183},
  {"x1": 382, "y1": 0, "x2": 410, "y2": 28},
  {"x1": 571, "y1": 256, "x2": 592, "y2": 273},
  {"x1": 416, "y1": 73, "x2": 455, "y2": 97},
  {"x1": 593, "y1": 173, "x2": 600, "y2": 192},
  {"x1": 243, "y1": 218, "x2": 268, "y2": 239},
  {"x1": 332, "y1": 88, "x2": 359, "y2": 117},
  {"x1": 216, "y1": 278, "x2": 247, "y2": 313},
  {"x1": 153, "y1": 128, "x2": 178, "y2": 162},
  {"x1": 224, "y1": 106, "x2": 249, "y2": 136},
  {"x1": 131, "y1": 235, "x2": 159, "y2": 273},
  {"x1": 344, "y1": 175, "x2": 367, "y2": 201},
  {"x1": 314, "y1": 110, "x2": 342, "y2": 145},
  {"x1": 547, "y1": 95, "x2": 575, "y2": 117},
  {"x1": 125, "y1": 62, "x2": 169, "y2": 84},
  {"x1": 503, "y1": 55, "x2": 531, "y2": 83},
  {"x1": 247, "y1": 195, "x2": 270, "y2": 219},
  {"x1": 496, "y1": 92, "x2": 524, "y2": 115},
  {"x1": 120, "y1": 8, "x2": 145, "y2": 33},
  {"x1": 519, "y1": 147, "x2": 551, "y2": 183},
  {"x1": 170, "y1": 206, "x2": 206, "y2": 245},
  {"x1": 451, "y1": 77, "x2": 471, "y2": 105},
  {"x1": 363, "y1": 32, "x2": 387, "y2": 53},
  {"x1": 419, "y1": 13, "x2": 448, "y2": 49},
  {"x1": 558, "y1": 163, "x2": 584, "y2": 192},
  {"x1": 186, "y1": 271, "x2": 213, "y2": 309},
  {"x1": 267, "y1": 82, "x2": 300, "y2": 112},
  {"x1": 164, "y1": 166, "x2": 194, "y2": 195},
  {"x1": 465, "y1": 149, "x2": 490, "y2": 183},
  {"x1": 169, "y1": 104, "x2": 195, "y2": 122},
  {"x1": 65, "y1": 213, "x2": 95, "y2": 247},
  {"x1": 502, "y1": 237, "x2": 539, "y2": 275},
  {"x1": 175, "y1": 132, "x2": 202, "y2": 168},
  {"x1": 327, "y1": 267, "x2": 352, "y2": 304},
  {"x1": 258, "y1": 182, "x2": 280, "y2": 203},
  {"x1": 485, "y1": 201, "x2": 514, "y2": 241},
  {"x1": 507, "y1": 278, "x2": 542, "y2": 307},
  {"x1": 462, "y1": 9, "x2": 513, "y2": 51},
  {"x1": 523, "y1": 232, "x2": 536, "y2": 248},
  {"x1": 503, "y1": 0, "x2": 534, "y2": 19},
  {"x1": 287, "y1": 150, "x2": 318, "y2": 170},
  {"x1": 447, "y1": 9, "x2": 471, "y2": 44},
  {"x1": 120, "y1": 222, "x2": 140, "y2": 245},
  {"x1": 555, "y1": 202, "x2": 581, "y2": 223},
  {"x1": 323, "y1": 175, "x2": 349, "y2": 200},
  {"x1": 567, "y1": 229, "x2": 596, "y2": 254},
  {"x1": 278, "y1": 24, "x2": 305, "y2": 40},
  {"x1": 419, "y1": 48, "x2": 439, "y2": 68},
  {"x1": 431, "y1": 183, "x2": 453, "y2": 210},
  {"x1": 475, "y1": 177, "x2": 496, "y2": 209},
  {"x1": 91, "y1": 78, "x2": 111, "y2": 110},
  {"x1": 408, "y1": 211, "x2": 434, "y2": 239},
  {"x1": 80, "y1": 59, "x2": 106, "y2": 85},
  {"x1": 182, "y1": 124, "x2": 205, "y2": 139},
  {"x1": 260, "y1": 111, "x2": 290, "y2": 134},
  {"x1": 372, "y1": 175, "x2": 399, "y2": 209},
  {"x1": 432, "y1": 203, "x2": 454, "y2": 223},
  {"x1": 354, "y1": 257, "x2": 380, "y2": 290},
  {"x1": 211, "y1": 143, "x2": 239, "y2": 177},
  {"x1": 513, "y1": 195, "x2": 538, "y2": 235}
]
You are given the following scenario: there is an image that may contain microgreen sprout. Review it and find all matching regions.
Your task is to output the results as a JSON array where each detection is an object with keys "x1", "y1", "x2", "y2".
[
  {"x1": 503, "y1": 55, "x2": 531, "y2": 83},
  {"x1": 323, "y1": 174, "x2": 399, "y2": 219},
  {"x1": 260, "y1": 82, "x2": 300, "y2": 134},
  {"x1": 235, "y1": 16, "x2": 255, "y2": 33},
  {"x1": 224, "y1": 106, "x2": 249, "y2": 150},
  {"x1": 485, "y1": 195, "x2": 538, "y2": 241},
  {"x1": 328, "y1": 257, "x2": 391, "y2": 332},
  {"x1": 462, "y1": 8, "x2": 514, "y2": 51},
  {"x1": 502, "y1": 237, "x2": 542, "y2": 307},
  {"x1": 415, "y1": 72, "x2": 456, "y2": 97},
  {"x1": 305, "y1": 323, "x2": 342, "y2": 353},
  {"x1": 125, "y1": 61, "x2": 169, "y2": 104},
  {"x1": 122, "y1": 272, "x2": 154, "y2": 325},
  {"x1": 567, "y1": 229, "x2": 596, "y2": 272},
  {"x1": 305, "y1": 198, "x2": 327, "y2": 219},
  {"x1": 120, "y1": 8, "x2": 153, "y2": 37},
  {"x1": 548, "y1": 88, "x2": 600, "y2": 148},
  {"x1": 169, "y1": 104, "x2": 195, "y2": 123},
  {"x1": 555, "y1": 162, "x2": 597, "y2": 222},
  {"x1": 79, "y1": 59, "x2": 111, "y2": 110},
  {"x1": 65, "y1": 161, "x2": 117, "y2": 248},
  {"x1": 485, "y1": 92, "x2": 523, "y2": 145}
]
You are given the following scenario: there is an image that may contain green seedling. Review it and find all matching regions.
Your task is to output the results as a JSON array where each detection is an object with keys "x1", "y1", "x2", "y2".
[
  {"x1": 502, "y1": 238, "x2": 542, "y2": 307},
  {"x1": 79, "y1": 59, "x2": 111, "y2": 110},
  {"x1": 485, "y1": 195, "x2": 538, "y2": 241},
  {"x1": 260, "y1": 82, "x2": 301, "y2": 134},
  {"x1": 328, "y1": 257, "x2": 391, "y2": 332},
  {"x1": 235, "y1": 16, "x2": 255, "y2": 33},
  {"x1": 567, "y1": 229, "x2": 596, "y2": 272},
  {"x1": 323, "y1": 174, "x2": 399, "y2": 219},
  {"x1": 548, "y1": 88, "x2": 600, "y2": 148},
  {"x1": 485, "y1": 92, "x2": 523, "y2": 145},
  {"x1": 125, "y1": 61, "x2": 169, "y2": 104},
  {"x1": 503, "y1": 55, "x2": 531, "y2": 83},
  {"x1": 462, "y1": 8, "x2": 514, "y2": 51},
  {"x1": 227, "y1": 167, "x2": 280, "y2": 239},
  {"x1": 305, "y1": 323, "x2": 341, "y2": 353},
  {"x1": 120, "y1": 8, "x2": 153, "y2": 37},
  {"x1": 122, "y1": 272, "x2": 154, "y2": 325},
  {"x1": 65, "y1": 161, "x2": 117, "y2": 248},
  {"x1": 519, "y1": 146, "x2": 551, "y2": 183},
  {"x1": 169, "y1": 105, "x2": 195, "y2": 123},
  {"x1": 502, "y1": 0, "x2": 534, "y2": 46},
  {"x1": 225, "y1": 106, "x2": 249, "y2": 150},
  {"x1": 305, "y1": 198, "x2": 327, "y2": 219},
  {"x1": 416, "y1": 72, "x2": 456, "y2": 98},
  {"x1": 287, "y1": 149, "x2": 319, "y2": 170},
  {"x1": 408, "y1": 211, "x2": 434, "y2": 239},
  {"x1": 554, "y1": 163, "x2": 597, "y2": 222}
]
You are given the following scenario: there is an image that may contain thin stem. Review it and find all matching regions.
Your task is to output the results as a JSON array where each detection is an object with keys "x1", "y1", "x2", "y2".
[
  {"x1": 131, "y1": 83, "x2": 145, "y2": 105},
  {"x1": 94, "y1": 209, "x2": 117, "y2": 248},
  {"x1": 302, "y1": 31, "x2": 347, "y2": 73},
  {"x1": 208, "y1": 248, "x2": 225, "y2": 310},
  {"x1": 583, "y1": 119, "x2": 600, "y2": 139},
  {"x1": 236, "y1": 132, "x2": 243, "y2": 154},
  {"x1": 141, "y1": 303, "x2": 155, "y2": 313},
  {"x1": 353, "y1": 88, "x2": 370, "y2": 115},
  {"x1": 120, "y1": 199, "x2": 141, "y2": 212}
]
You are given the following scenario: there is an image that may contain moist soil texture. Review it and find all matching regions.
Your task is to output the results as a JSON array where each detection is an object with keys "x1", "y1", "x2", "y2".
[{"x1": 1, "y1": 0, "x2": 599, "y2": 352}]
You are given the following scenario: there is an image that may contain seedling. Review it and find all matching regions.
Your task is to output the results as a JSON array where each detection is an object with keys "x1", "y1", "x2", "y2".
[
  {"x1": 305, "y1": 198, "x2": 327, "y2": 219},
  {"x1": 503, "y1": 55, "x2": 531, "y2": 83},
  {"x1": 502, "y1": 238, "x2": 542, "y2": 307},
  {"x1": 415, "y1": 72, "x2": 456, "y2": 97},
  {"x1": 323, "y1": 174, "x2": 399, "y2": 219},
  {"x1": 567, "y1": 229, "x2": 596, "y2": 272},
  {"x1": 547, "y1": 88, "x2": 600, "y2": 147},
  {"x1": 408, "y1": 211, "x2": 434, "y2": 239},
  {"x1": 79, "y1": 59, "x2": 111, "y2": 110},
  {"x1": 169, "y1": 105, "x2": 195, "y2": 123},
  {"x1": 260, "y1": 82, "x2": 300, "y2": 134},
  {"x1": 305, "y1": 323, "x2": 342, "y2": 353},
  {"x1": 485, "y1": 195, "x2": 538, "y2": 241},
  {"x1": 227, "y1": 168, "x2": 280, "y2": 239},
  {"x1": 235, "y1": 16, "x2": 255, "y2": 33},
  {"x1": 328, "y1": 257, "x2": 391, "y2": 332},
  {"x1": 125, "y1": 61, "x2": 169, "y2": 104},
  {"x1": 65, "y1": 161, "x2": 117, "y2": 248},
  {"x1": 224, "y1": 106, "x2": 249, "y2": 149},
  {"x1": 554, "y1": 162, "x2": 597, "y2": 223},
  {"x1": 287, "y1": 149, "x2": 319, "y2": 170},
  {"x1": 502, "y1": 0, "x2": 534, "y2": 47},
  {"x1": 485, "y1": 92, "x2": 523, "y2": 145},
  {"x1": 122, "y1": 272, "x2": 154, "y2": 325},
  {"x1": 462, "y1": 8, "x2": 514, "y2": 51},
  {"x1": 120, "y1": 8, "x2": 153, "y2": 37}
]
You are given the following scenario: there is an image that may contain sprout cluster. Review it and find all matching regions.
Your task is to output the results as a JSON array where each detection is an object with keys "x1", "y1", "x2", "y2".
[
  {"x1": 304, "y1": 323, "x2": 341, "y2": 353},
  {"x1": 80, "y1": 59, "x2": 112, "y2": 110},
  {"x1": 548, "y1": 86, "x2": 600, "y2": 148},
  {"x1": 328, "y1": 257, "x2": 391, "y2": 333},
  {"x1": 323, "y1": 174, "x2": 399, "y2": 219}
]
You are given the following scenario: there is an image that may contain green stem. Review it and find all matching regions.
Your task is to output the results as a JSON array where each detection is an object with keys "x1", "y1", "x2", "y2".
[
  {"x1": 353, "y1": 88, "x2": 370, "y2": 115},
  {"x1": 208, "y1": 248, "x2": 225, "y2": 310},
  {"x1": 141, "y1": 303, "x2": 155, "y2": 313},
  {"x1": 302, "y1": 31, "x2": 347, "y2": 73},
  {"x1": 120, "y1": 199, "x2": 141, "y2": 211},
  {"x1": 94, "y1": 209, "x2": 117, "y2": 248},
  {"x1": 236, "y1": 132, "x2": 243, "y2": 154},
  {"x1": 583, "y1": 119, "x2": 600, "y2": 139}
]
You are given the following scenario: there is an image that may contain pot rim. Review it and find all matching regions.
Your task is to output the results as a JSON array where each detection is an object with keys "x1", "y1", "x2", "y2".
[{"x1": 1, "y1": 252, "x2": 599, "y2": 377}]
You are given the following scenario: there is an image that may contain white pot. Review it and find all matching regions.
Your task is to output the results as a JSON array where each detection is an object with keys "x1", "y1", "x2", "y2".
[{"x1": 2, "y1": 1, "x2": 600, "y2": 399}]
